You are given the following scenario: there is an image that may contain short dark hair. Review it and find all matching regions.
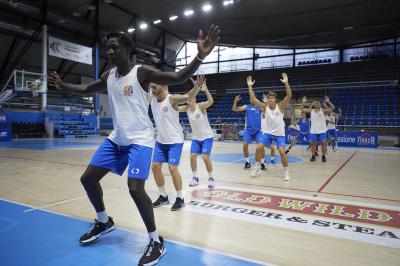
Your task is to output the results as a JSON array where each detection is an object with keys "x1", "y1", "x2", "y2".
[
  {"x1": 104, "y1": 31, "x2": 136, "y2": 58},
  {"x1": 265, "y1": 91, "x2": 277, "y2": 98}
]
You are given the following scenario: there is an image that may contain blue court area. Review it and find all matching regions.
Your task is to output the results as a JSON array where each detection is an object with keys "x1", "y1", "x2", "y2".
[
  {"x1": 0, "y1": 139, "x2": 100, "y2": 150},
  {"x1": 212, "y1": 153, "x2": 303, "y2": 164},
  {"x1": 0, "y1": 200, "x2": 263, "y2": 266}
]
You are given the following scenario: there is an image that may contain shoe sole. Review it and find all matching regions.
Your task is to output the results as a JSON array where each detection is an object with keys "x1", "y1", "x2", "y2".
[
  {"x1": 171, "y1": 204, "x2": 185, "y2": 211},
  {"x1": 79, "y1": 225, "x2": 117, "y2": 244},
  {"x1": 140, "y1": 247, "x2": 167, "y2": 266},
  {"x1": 208, "y1": 184, "x2": 215, "y2": 188},
  {"x1": 153, "y1": 201, "x2": 170, "y2": 208},
  {"x1": 189, "y1": 183, "x2": 199, "y2": 187}
]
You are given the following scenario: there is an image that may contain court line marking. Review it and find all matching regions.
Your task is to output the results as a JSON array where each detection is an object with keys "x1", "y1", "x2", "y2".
[
  {"x1": 317, "y1": 150, "x2": 358, "y2": 193},
  {"x1": 0, "y1": 155, "x2": 87, "y2": 167},
  {"x1": 23, "y1": 187, "x2": 126, "y2": 212},
  {"x1": 217, "y1": 180, "x2": 400, "y2": 203},
  {"x1": 0, "y1": 197, "x2": 270, "y2": 266}
]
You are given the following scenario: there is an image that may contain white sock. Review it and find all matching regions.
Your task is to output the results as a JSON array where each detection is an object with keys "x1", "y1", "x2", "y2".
[
  {"x1": 284, "y1": 167, "x2": 289, "y2": 174},
  {"x1": 260, "y1": 158, "x2": 265, "y2": 164},
  {"x1": 256, "y1": 161, "x2": 261, "y2": 169},
  {"x1": 208, "y1": 171, "x2": 213, "y2": 179},
  {"x1": 96, "y1": 210, "x2": 109, "y2": 223},
  {"x1": 192, "y1": 171, "x2": 198, "y2": 178},
  {"x1": 149, "y1": 231, "x2": 160, "y2": 243},
  {"x1": 271, "y1": 156, "x2": 275, "y2": 161},
  {"x1": 159, "y1": 186, "x2": 166, "y2": 197},
  {"x1": 177, "y1": 190, "x2": 183, "y2": 199},
  {"x1": 245, "y1": 157, "x2": 250, "y2": 163}
]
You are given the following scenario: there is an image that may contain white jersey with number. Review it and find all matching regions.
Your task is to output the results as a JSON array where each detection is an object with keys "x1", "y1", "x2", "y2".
[
  {"x1": 187, "y1": 104, "x2": 214, "y2": 141},
  {"x1": 107, "y1": 65, "x2": 154, "y2": 147},
  {"x1": 310, "y1": 109, "x2": 327, "y2": 134},
  {"x1": 263, "y1": 106, "x2": 285, "y2": 136},
  {"x1": 326, "y1": 113, "x2": 336, "y2": 130},
  {"x1": 151, "y1": 94, "x2": 183, "y2": 144}
]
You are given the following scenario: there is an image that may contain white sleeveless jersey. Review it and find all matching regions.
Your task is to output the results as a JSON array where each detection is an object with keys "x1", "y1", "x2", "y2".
[
  {"x1": 187, "y1": 104, "x2": 214, "y2": 141},
  {"x1": 310, "y1": 109, "x2": 327, "y2": 134},
  {"x1": 261, "y1": 111, "x2": 267, "y2": 133},
  {"x1": 263, "y1": 106, "x2": 285, "y2": 136},
  {"x1": 151, "y1": 94, "x2": 183, "y2": 144},
  {"x1": 326, "y1": 113, "x2": 336, "y2": 130},
  {"x1": 107, "y1": 65, "x2": 154, "y2": 147}
]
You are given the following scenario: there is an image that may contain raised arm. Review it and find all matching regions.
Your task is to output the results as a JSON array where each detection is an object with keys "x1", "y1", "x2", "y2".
[
  {"x1": 198, "y1": 81, "x2": 214, "y2": 109},
  {"x1": 138, "y1": 25, "x2": 220, "y2": 86},
  {"x1": 324, "y1": 96, "x2": 335, "y2": 112},
  {"x1": 247, "y1": 76, "x2": 267, "y2": 109},
  {"x1": 178, "y1": 105, "x2": 188, "y2": 112},
  {"x1": 170, "y1": 75, "x2": 205, "y2": 104},
  {"x1": 232, "y1": 95, "x2": 246, "y2": 112},
  {"x1": 48, "y1": 71, "x2": 108, "y2": 95},
  {"x1": 278, "y1": 73, "x2": 292, "y2": 112},
  {"x1": 301, "y1": 96, "x2": 313, "y2": 113}
]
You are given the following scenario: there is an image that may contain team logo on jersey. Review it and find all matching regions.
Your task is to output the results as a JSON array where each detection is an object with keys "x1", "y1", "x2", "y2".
[
  {"x1": 162, "y1": 106, "x2": 169, "y2": 112},
  {"x1": 357, "y1": 133, "x2": 376, "y2": 146},
  {"x1": 123, "y1": 85, "x2": 133, "y2": 96}
]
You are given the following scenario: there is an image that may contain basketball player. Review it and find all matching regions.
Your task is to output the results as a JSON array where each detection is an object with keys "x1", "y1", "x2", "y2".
[
  {"x1": 262, "y1": 92, "x2": 277, "y2": 165},
  {"x1": 301, "y1": 96, "x2": 335, "y2": 162},
  {"x1": 285, "y1": 111, "x2": 310, "y2": 154},
  {"x1": 326, "y1": 107, "x2": 340, "y2": 151},
  {"x1": 48, "y1": 25, "x2": 220, "y2": 266},
  {"x1": 232, "y1": 95, "x2": 266, "y2": 170},
  {"x1": 150, "y1": 75, "x2": 205, "y2": 211},
  {"x1": 180, "y1": 80, "x2": 216, "y2": 188},
  {"x1": 247, "y1": 74, "x2": 292, "y2": 181}
]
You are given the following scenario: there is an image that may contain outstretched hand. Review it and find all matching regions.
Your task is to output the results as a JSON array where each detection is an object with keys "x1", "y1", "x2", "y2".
[
  {"x1": 48, "y1": 71, "x2": 63, "y2": 89},
  {"x1": 280, "y1": 73, "x2": 288, "y2": 84},
  {"x1": 197, "y1": 25, "x2": 221, "y2": 59},
  {"x1": 234, "y1": 95, "x2": 241, "y2": 102},
  {"x1": 247, "y1": 76, "x2": 255, "y2": 87},
  {"x1": 190, "y1": 75, "x2": 205, "y2": 88},
  {"x1": 302, "y1": 96, "x2": 307, "y2": 103},
  {"x1": 325, "y1": 96, "x2": 330, "y2": 102}
]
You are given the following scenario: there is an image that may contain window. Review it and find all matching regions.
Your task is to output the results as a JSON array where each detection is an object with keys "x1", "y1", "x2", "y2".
[
  {"x1": 255, "y1": 55, "x2": 293, "y2": 70},
  {"x1": 295, "y1": 50, "x2": 339, "y2": 66},
  {"x1": 219, "y1": 46, "x2": 253, "y2": 61},
  {"x1": 219, "y1": 59, "x2": 253, "y2": 73},
  {"x1": 255, "y1": 48, "x2": 293, "y2": 57},
  {"x1": 195, "y1": 63, "x2": 218, "y2": 75}
]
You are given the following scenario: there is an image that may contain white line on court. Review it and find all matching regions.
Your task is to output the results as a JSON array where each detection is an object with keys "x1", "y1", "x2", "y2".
[{"x1": 23, "y1": 187, "x2": 126, "y2": 212}]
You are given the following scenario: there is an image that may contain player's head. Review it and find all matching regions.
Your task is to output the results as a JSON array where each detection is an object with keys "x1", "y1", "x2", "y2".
[
  {"x1": 264, "y1": 91, "x2": 277, "y2": 105},
  {"x1": 313, "y1": 101, "x2": 321, "y2": 109},
  {"x1": 301, "y1": 111, "x2": 306, "y2": 119},
  {"x1": 104, "y1": 31, "x2": 136, "y2": 65},
  {"x1": 187, "y1": 96, "x2": 197, "y2": 107},
  {"x1": 250, "y1": 97, "x2": 255, "y2": 105},
  {"x1": 149, "y1": 83, "x2": 168, "y2": 98}
]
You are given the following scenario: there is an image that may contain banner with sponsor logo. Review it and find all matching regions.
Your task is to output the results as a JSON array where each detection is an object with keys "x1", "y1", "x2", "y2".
[
  {"x1": 188, "y1": 187, "x2": 400, "y2": 248},
  {"x1": 49, "y1": 36, "x2": 92, "y2": 65},
  {"x1": 337, "y1": 131, "x2": 378, "y2": 147},
  {"x1": 285, "y1": 130, "x2": 378, "y2": 147},
  {"x1": 0, "y1": 107, "x2": 12, "y2": 141}
]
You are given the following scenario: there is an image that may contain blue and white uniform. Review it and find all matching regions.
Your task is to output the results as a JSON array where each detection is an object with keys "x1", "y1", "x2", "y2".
[
  {"x1": 243, "y1": 105, "x2": 262, "y2": 143},
  {"x1": 310, "y1": 109, "x2": 327, "y2": 143},
  {"x1": 296, "y1": 118, "x2": 310, "y2": 142},
  {"x1": 187, "y1": 104, "x2": 214, "y2": 155},
  {"x1": 326, "y1": 113, "x2": 337, "y2": 138},
  {"x1": 151, "y1": 94, "x2": 184, "y2": 165},
  {"x1": 260, "y1": 106, "x2": 286, "y2": 148},
  {"x1": 90, "y1": 65, "x2": 154, "y2": 179}
]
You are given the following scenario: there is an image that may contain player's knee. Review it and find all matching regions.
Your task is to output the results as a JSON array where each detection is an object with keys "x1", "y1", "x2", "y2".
[
  {"x1": 201, "y1": 154, "x2": 209, "y2": 161},
  {"x1": 151, "y1": 163, "x2": 161, "y2": 172},
  {"x1": 190, "y1": 153, "x2": 198, "y2": 159},
  {"x1": 80, "y1": 173, "x2": 96, "y2": 187},
  {"x1": 127, "y1": 178, "x2": 145, "y2": 195},
  {"x1": 168, "y1": 164, "x2": 178, "y2": 173}
]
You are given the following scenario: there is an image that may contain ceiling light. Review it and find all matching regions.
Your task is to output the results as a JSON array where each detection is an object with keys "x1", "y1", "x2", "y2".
[
  {"x1": 104, "y1": 0, "x2": 112, "y2": 3},
  {"x1": 72, "y1": 11, "x2": 81, "y2": 17},
  {"x1": 153, "y1": 19, "x2": 161, "y2": 24},
  {"x1": 184, "y1": 9, "x2": 194, "y2": 16},
  {"x1": 88, "y1": 4, "x2": 96, "y2": 10},
  {"x1": 139, "y1": 23, "x2": 148, "y2": 30},
  {"x1": 127, "y1": 28, "x2": 135, "y2": 33},
  {"x1": 202, "y1": 4, "x2": 212, "y2": 12},
  {"x1": 343, "y1": 26, "x2": 354, "y2": 30},
  {"x1": 223, "y1": 0, "x2": 234, "y2": 6},
  {"x1": 58, "y1": 18, "x2": 66, "y2": 23},
  {"x1": 169, "y1": 15, "x2": 178, "y2": 21}
]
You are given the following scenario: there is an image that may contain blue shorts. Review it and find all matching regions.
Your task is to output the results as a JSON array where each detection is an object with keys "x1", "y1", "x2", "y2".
[
  {"x1": 327, "y1": 129, "x2": 337, "y2": 138},
  {"x1": 152, "y1": 142, "x2": 183, "y2": 165},
  {"x1": 90, "y1": 138, "x2": 153, "y2": 179},
  {"x1": 243, "y1": 131, "x2": 262, "y2": 144},
  {"x1": 296, "y1": 132, "x2": 310, "y2": 142},
  {"x1": 191, "y1": 138, "x2": 213, "y2": 155},
  {"x1": 310, "y1": 133, "x2": 327, "y2": 143},
  {"x1": 261, "y1": 133, "x2": 286, "y2": 148}
]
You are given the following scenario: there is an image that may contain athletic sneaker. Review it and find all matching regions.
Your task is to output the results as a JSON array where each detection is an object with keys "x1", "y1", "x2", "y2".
[
  {"x1": 171, "y1": 197, "x2": 185, "y2": 211},
  {"x1": 322, "y1": 155, "x2": 327, "y2": 162},
  {"x1": 138, "y1": 237, "x2": 166, "y2": 266},
  {"x1": 260, "y1": 163, "x2": 266, "y2": 171},
  {"x1": 244, "y1": 162, "x2": 251, "y2": 169},
  {"x1": 152, "y1": 195, "x2": 170, "y2": 208},
  {"x1": 284, "y1": 172, "x2": 290, "y2": 181},
  {"x1": 189, "y1": 177, "x2": 199, "y2": 187},
  {"x1": 250, "y1": 167, "x2": 261, "y2": 178},
  {"x1": 208, "y1": 177, "x2": 215, "y2": 188},
  {"x1": 285, "y1": 149, "x2": 290, "y2": 154},
  {"x1": 310, "y1": 155, "x2": 316, "y2": 162},
  {"x1": 315, "y1": 152, "x2": 319, "y2": 156},
  {"x1": 79, "y1": 217, "x2": 116, "y2": 244}
]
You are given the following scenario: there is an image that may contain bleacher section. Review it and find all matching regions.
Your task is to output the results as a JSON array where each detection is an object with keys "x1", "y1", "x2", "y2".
[{"x1": 46, "y1": 112, "x2": 98, "y2": 138}]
